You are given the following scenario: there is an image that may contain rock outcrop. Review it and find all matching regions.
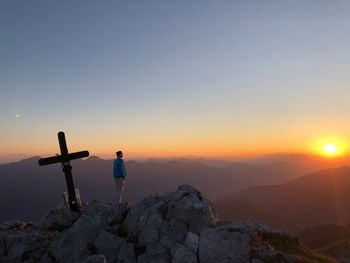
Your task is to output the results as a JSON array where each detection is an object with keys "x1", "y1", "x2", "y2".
[{"x1": 0, "y1": 185, "x2": 336, "y2": 263}]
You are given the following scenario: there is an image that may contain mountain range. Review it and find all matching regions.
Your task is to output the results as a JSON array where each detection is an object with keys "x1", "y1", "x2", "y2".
[
  {"x1": 215, "y1": 166, "x2": 350, "y2": 233},
  {"x1": 1, "y1": 153, "x2": 348, "y2": 223}
]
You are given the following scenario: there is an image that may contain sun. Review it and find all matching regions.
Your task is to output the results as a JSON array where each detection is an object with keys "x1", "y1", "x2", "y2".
[
  {"x1": 313, "y1": 137, "x2": 347, "y2": 157},
  {"x1": 323, "y1": 143, "x2": 337, "y2": 155}
]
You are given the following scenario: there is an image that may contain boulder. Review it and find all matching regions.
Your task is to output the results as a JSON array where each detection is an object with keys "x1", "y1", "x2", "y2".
[
  {"x1": 49, "y1": 215, "x2": 102, "y2": 262},
  {"x1": 184, "y1": 232, "x2": 199, "y2": 253},
  {"x1": 5, "y1": 232, "x2": 53, "y2": 262},
  {"x1": 171, "y1": 244, "x2": 198, "y2": 263},
  {"x1": 0, "y1": 220, "x2": 32, "y2": 231},
  {"x1": 118, "y1": 241, "x2": 135, "y2": 263},
  {"x1": 110, "y1": 202, "x2": 128, "y2": 224},
  {"x1": 83, "y1": 201, "x2": 113, "y2": 226},
  {"x1": 198, "y1": 228, "x2": 251, "y2": 263},
  {"x1": 94, "y1": 230, "x2": 135, "y2": 263},
  {"x1": 37, "y1": 206, "x2": 80, "y2": 231},
  {"x1": 124, "y1": 184, "x2": 216, "y2": 251},
  {"x1": 94, "y1": 231, "x2": 122, "y2": 262},
  {"x1": 165, "y1": 185, "x2": 216, "y2": 235},
  {"x1": 0, "y1": 234, "x2": 5, "y2": 257},
  {"x1": 83, "y1": 255, "x2": 107, "y2": 263},
  {"x1": 123, "y1": 196, "x2": 166, "y2": 247},
  {"x1": 122, "y1": 185, "x2": 218, "y2": 263},
  {"x1": 137, "y1": 243, "x2": 171, "y2": 263}
]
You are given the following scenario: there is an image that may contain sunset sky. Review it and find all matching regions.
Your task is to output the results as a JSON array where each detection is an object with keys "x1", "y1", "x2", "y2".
[{"x1": 1, "y1": 1, "x2": 350, "y2": 162}]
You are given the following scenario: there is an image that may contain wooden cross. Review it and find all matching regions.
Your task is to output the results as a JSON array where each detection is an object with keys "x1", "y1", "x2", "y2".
[{"x1": 38, "y1": 131, "x2": 89, "y2": 212}]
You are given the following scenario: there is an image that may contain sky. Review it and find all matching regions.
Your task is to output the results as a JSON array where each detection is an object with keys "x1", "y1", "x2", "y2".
[{"x1": 1, "y1": 1, "x2": 350, "y2": 162}]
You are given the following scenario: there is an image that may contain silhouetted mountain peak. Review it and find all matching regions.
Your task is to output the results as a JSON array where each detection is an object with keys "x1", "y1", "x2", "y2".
[
  {"x1": 216, "y1": 166, "x2": 350, "y2": 234},
  {"x1": 17, "y1": 156, "x2": 41, "y2": 163},
  {"x1": 286, "y1": 166, "x2": 350, "y2": 187},
  {"x1": 0, "y1": 156, "x2": 41, "y2": 168},
  {"x1": 86, "y1": 156, "x2": 104, "y2": 162}
]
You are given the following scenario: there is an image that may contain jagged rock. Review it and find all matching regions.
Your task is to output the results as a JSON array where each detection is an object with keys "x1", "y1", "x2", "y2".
[
  {"x1": 110, "y1": 202, "x2": 128, "y2": 224},
  {"x1": 199, "y1": 227, "x2": 251, "y2": 263},
  {"x1": 165, "y1": 185, "x2": 216, "y2": 235},
  {"x1": 118, "y1": 240, "x2": 135, "y2": 263},
  {"x1": 123, "y1": 195, "x2": 166, "y2": 247},
  {"x1": 94, "y1": 230, "x2": 135, "y2": 263},
  {"x1": 123, "y1": 184, "x2": 216, "y2": 261},
  {"x1": 0, "y1": 184, "x2": 337, "y2": 263},
  {"x1": 159, "y1": 235, "x2": 176, "y2": 250},
  {"x1": 37, "y1": 206, "x2": 80, "y2": 231},
  {"x1": 83, "y1": 255, "x2": 107, "y2": 263},
  {"x1": 137, "y1": 243, "x2": 171, "y2": 263},
  {"x1": 5, "y1": 232, "x2": 52, "y2": 262},
  {"x1": 83, "y1": 200, "x2": 113, "y2": 226},
  {"x1": 49, "y1": 215, "x2": 102, "y2": 262},
  {"x1": 184, "y1": 232, "x2": 199, "y2": 253},
  {"x1": 0, "y1": 234, "x2": 5, "y2": 257},
  {"x1": 95, "y1": 231, "x2": 121, "y2": 262},
  {"x1": 171, "y1": 244, "x2": 198, "y2": 263},
  {"x1": 0, "y1": 220, "x2": 32, "y2": 231},
  {"x1": 215, "y1": 220, "x2": 285, "y2": 236}
]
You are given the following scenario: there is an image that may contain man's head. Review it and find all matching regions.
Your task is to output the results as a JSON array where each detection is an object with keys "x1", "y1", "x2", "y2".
[{"x1": 116, "y1": 151, "x2": 123, "y2": 158}]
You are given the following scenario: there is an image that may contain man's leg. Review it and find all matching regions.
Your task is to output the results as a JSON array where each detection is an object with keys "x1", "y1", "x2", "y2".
[
  {"x1": 119, "y1": 179, "x2": 126, "y2": 203},
  {"x1": 116, "y1": 178, "x2": 125, "y2": 204},
  {"x1": 115, "y1": 178, "x2": 121, "y2": 203}
]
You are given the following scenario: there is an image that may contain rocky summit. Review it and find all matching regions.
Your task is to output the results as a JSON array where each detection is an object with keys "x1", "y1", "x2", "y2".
[{"x1": 0, "y1": 185, "x2": 336, "y2": 263}]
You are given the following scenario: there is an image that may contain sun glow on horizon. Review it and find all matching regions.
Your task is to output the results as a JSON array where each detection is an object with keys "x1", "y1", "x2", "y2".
[
  {"x1": 313, "y1": 137, "x2": 347, "y2": 158},
  {"x1": 324, "y1": 144, "x2": 338, "y2": 155}
]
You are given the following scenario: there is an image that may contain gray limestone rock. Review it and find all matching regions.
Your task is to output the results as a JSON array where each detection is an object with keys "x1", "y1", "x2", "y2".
[
  {"x1": 184, "y1": 232, "x2": 199, "y2": 254},
  {"x1": 137, "y1": 244, "x2": 171, "y2": 263},
  {"x1": 0, "y1": 234, "x2": 5, "y2": 257},
  {"x1": 49, "y1": 215, "x2": 102, "y2": 262},
  {"x1": 83, "y1": 255, "x2": 107, "y2": 263},
  {"x1": 37, "y1": 206, "x2": 80, "y2": 231},
  {"x1": 83, "y1": 200, "x2": 113, "y2": 226},
  {"x1": 110, "y1": 202, "x2": 128, "y2": 225},
  {"x1": 0, "y1": 184, "x2": 335, "y2": 263},
  {"x1": 165, "y1": 185, "x2": 216, "y2": 235},
  {"x1": 94, "y1": 231, "x2": 122, "y2": 262},
  {"x1": 171, "y1": 244, "x2": 198, "y2": 263},
  {"x1": 94, "y1": 230, "x2": 135, "y2": 263},
  {"x1": 0, "y1": 220, "x2": 32, "y2": 231},
  {"x1": 123, "y1": 196, "x2": 166, "y2": 247},
  {"x1": 5, "y1": 232, "x2": 53, "y2": 262},
  {"x1": 198, "y1": 228, "x2": 251, "y2": 263}
]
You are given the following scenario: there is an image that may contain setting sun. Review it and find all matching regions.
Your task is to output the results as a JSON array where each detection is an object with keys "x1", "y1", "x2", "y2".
[
  {"x1": 312, "y1": 137, "x2": 347, "y2": 157},
  {"x1": 324, "y1": 144, "x2": 337, "y2": 155}
]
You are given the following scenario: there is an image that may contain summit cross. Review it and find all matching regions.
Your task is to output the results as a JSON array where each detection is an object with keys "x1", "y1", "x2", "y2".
[{"x1": 38, "y1": 131, "x2": 89, "y2": 212}]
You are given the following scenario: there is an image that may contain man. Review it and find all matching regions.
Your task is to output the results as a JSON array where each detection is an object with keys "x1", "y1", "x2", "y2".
[{"x1": 113, "y1": 150, "x2": 126, "y2": 204}]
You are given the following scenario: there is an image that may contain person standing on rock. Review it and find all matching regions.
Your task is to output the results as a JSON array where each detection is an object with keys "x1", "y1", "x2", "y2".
[{"x1": 113, "y1": 150, "x2": 126, "y2": 204}]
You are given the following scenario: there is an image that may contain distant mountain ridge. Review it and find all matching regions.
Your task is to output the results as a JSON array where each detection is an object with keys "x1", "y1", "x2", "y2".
[
  {"x1": 1, "y1": 154, "x2": 349, "y2": 223},
  {"x1": 215, "y1": 166, "x2": 350, "y2": 233},
  {"x1": 298, "y1": 224, "x2": 350, "y2": 254}
]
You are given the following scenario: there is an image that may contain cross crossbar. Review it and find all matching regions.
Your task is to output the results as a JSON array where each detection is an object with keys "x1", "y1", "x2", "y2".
[{"x1": 38, "y1": 151, "x2": 89, "y2": 166}]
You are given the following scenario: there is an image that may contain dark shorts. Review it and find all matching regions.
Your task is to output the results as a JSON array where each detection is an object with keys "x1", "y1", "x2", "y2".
[{"x1": 114, "y1": 177, "x2": 125, "y2": 181}]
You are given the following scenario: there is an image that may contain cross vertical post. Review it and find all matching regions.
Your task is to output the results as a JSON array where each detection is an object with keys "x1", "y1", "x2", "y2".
[{"x1": 58, "y1": 132, "x2": 79, "y2": 211}]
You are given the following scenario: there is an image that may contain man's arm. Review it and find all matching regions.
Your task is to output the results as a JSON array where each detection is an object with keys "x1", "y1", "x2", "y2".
[
  {"x1": 122, "y1": 160, "x2": 127, "y2": 178},
  {"x1": 113, "y1": 160, "x2": 117, "y2": 177}
]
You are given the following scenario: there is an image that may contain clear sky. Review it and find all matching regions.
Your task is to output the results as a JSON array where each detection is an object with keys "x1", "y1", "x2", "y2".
[{"x1": 1, "y1": 1, "x2": 350, "y2": 162}]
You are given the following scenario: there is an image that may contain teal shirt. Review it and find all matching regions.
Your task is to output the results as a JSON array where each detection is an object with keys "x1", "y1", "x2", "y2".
[{"x1": 113, "y1": 158, "x2": 126, "y2": 178}]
